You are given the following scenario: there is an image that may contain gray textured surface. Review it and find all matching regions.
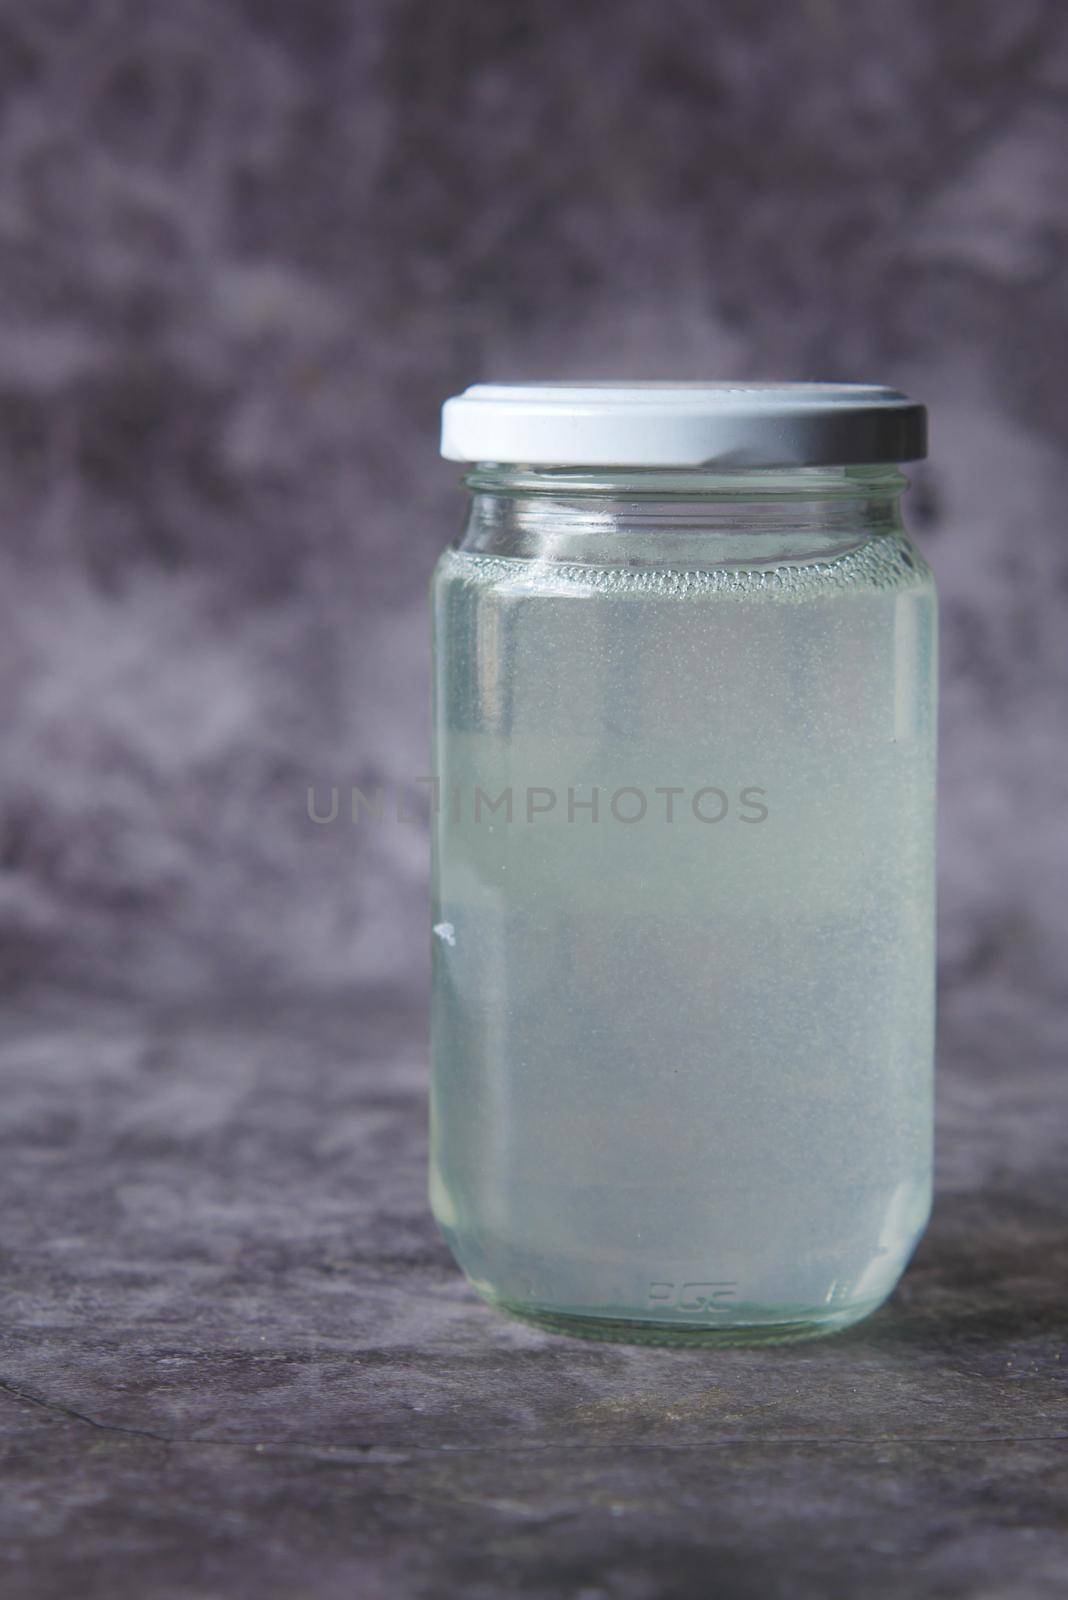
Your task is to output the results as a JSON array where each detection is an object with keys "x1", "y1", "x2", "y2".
[
  {"x1": 0, "y1": 0, "x2": 1066, "y2": 1594},
  {"x1": 0, "y1": 984, "x2": 1066, "y2": 1599}
]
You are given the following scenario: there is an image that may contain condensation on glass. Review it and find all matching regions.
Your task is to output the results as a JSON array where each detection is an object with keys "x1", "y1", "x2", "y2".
[{"x1": 430, "y1": 384, "x2": 936, "y2": 1345}]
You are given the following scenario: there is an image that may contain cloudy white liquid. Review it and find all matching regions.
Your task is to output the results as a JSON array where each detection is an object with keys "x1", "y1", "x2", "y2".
[{"x1": 430, "y1": 533, "x2": 936, "y2": 1340}]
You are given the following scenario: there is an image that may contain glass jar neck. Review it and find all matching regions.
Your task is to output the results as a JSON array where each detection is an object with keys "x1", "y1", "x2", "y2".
[{"x1": 458, "y1": 464, "x2": 908, "y2": 569}]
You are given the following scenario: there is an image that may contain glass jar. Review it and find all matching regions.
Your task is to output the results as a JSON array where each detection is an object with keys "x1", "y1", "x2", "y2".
[{"x1": 430, "y1": 383, "x2": 936, "y2": 1345}]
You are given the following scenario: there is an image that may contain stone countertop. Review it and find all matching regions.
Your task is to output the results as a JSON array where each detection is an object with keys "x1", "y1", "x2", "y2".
[{"x1": 0, "y1": 983, "x2": 1065, "y2": 1600}]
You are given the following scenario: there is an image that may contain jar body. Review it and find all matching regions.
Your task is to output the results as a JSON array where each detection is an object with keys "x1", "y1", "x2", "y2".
[{"x1": 430, "y1": 468, "x2": 936, "y2": 1343}]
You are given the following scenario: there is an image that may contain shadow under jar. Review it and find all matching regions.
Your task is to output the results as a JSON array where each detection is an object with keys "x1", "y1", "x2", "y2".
[{"x1": 430, "y1": 383, "x2": 936, "y2": 1345}]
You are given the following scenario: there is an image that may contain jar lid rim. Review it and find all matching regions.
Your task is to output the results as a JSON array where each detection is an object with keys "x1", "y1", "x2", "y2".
[{"x1": 441, "y1": 381, "x2": 927, "y2": 468}]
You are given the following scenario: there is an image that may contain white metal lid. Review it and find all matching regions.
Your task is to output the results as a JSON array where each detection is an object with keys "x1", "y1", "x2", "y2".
[{"x1": 440, "y1": 381, "x2": 926, "y2": 468}]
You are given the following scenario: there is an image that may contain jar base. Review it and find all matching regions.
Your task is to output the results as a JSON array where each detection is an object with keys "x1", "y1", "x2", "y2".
[{"x1": 480, "y1": 1294, "x2": 884, "y2": 1347}]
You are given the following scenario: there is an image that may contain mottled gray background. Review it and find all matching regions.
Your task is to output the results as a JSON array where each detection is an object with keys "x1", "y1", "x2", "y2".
[
  {"x1": 0, "y1": 0, "x2": 1064, "y2": 1006},
  {"x1": 0, "y1": 3, "x2": 1066, "y2": 1597}
]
